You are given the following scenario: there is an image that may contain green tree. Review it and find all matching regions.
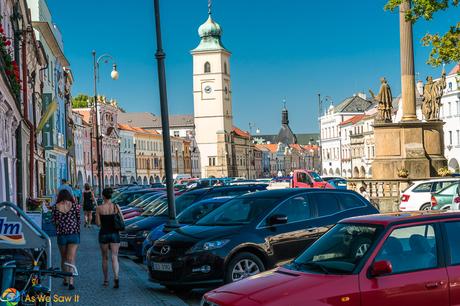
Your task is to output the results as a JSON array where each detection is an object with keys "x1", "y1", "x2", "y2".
[
  {"x1": 72, "y1": 94, "x2": 93, "y2": 108},
  {"x1": 385, "y1": 0, "x2": 459, "y2": 66}
]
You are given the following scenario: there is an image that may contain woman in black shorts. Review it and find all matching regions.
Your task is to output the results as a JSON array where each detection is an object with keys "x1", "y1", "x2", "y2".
[
  {"x1": 82, "y1": 183, "x2": 96, "y2": 227},
  {"x1": 95, "y1": 188, "x2": 123, "y2": 288}
]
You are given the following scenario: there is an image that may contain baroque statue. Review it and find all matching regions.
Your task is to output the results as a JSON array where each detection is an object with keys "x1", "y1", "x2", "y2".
[
  {"x1": 422, "y1": 68, "x2": 446, "y2": 121},
  {"x1": 369, "y1": 77, "x2": 393, "y2": 123}
]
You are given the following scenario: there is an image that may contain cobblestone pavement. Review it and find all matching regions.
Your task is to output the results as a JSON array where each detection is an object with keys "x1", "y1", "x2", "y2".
[{"x1": 50, "y1": 225, "x2": 192, "y2": 306}]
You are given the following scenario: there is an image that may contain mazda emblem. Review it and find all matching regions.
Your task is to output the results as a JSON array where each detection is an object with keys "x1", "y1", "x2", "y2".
[{"x1": 160, "y1": 245, "x2": 171, "y2": 255}]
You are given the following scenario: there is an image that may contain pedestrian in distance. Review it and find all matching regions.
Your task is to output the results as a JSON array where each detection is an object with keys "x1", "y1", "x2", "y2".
[
  {"x1": 82, "y1": 183, "x2": 96, "y2": 228},
  {"x1": 52, "y1": 189, "x2": 80, "y2": 290},
  {"x1": 52, "y1": 179, "x2": 75, "y2": 206},
  {"x1": 359, "y1": 186, "x2": 370, "y2": 201},
  {"x1": 96, "y1": 187, "x2": 124, "y2": 289},
  {"x1": 73, "y1": 185, "x2": 82, "y2": 205}
]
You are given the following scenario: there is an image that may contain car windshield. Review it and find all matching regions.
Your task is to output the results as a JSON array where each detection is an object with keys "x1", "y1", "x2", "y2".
[
  {"x1": 438, "y1": 183, "x2": 459, "y2": 195},
  {"x1": 177, "y1": 200, "x2": 227, "y2": 224},
  {"x1": 289, "y1": 223, "x2": 382, "y2": 275},
  {"x1": 142, "y1": 197, "x2": 167, "y2": 216},
  {"x1": 309, "y1": 172, "x2": 323, "y2": 182},
  {"x1": 131, "y1": 193, "x2": 155, "y2": 206},
  {"x1": 196, "y1": 196, "x2": 277, "y2": 226},
  {"x1": 175, "y1": 193, "x2": 203, "y2": 212}
]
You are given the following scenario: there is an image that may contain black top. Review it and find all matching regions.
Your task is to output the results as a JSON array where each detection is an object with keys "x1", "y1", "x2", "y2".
[
  {"x1": 99, "y1": 206, "x2": 118, "y2": 234},
  {"x1": 83, "y1": 191, "x2": 92, "y2": 205}
]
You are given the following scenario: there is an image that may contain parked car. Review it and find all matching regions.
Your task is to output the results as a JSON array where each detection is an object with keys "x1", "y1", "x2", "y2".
[
  {"x1": 147, "y1": 189, "x2": 378, "y2": 289},
  {"x1": 399, "y1": 178, "x2": 459, "y2": 211},
  {"x1": 112, "y1": 188, "x2": 164, "y2": 207},
  {"x1": 268, "y1": 170, "x2": 333, "y2": 190},
  {"x1": 202, "y1": 210, "x2": 460, "y2": 306},
  {"x1": 431, "y1": 182, "x2": 460, "y2": 211},
  {"x1": 141, "y1": 196, "x2": 233, "y2": 258},
  {"x1": 322, "y1": 177, "x2": 348, "y2": 190},
  {"x1": 121, "y1": 185, "x2": 266, "y2": 258}
]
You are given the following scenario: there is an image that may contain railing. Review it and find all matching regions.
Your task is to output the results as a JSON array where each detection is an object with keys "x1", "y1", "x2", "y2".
[{"x1": 347, "y1": 179, "x2": 414, "y2": 212}]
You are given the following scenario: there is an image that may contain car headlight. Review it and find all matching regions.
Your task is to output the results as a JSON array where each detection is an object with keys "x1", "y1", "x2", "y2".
[{"x1": 188, "y1": 239, "x2": 230, "y2": 253}]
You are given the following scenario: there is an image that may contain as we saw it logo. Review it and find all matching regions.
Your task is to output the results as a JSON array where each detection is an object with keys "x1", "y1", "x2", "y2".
[{"x1": 0, "y1": 217, "x2": 25, "y2": 245}]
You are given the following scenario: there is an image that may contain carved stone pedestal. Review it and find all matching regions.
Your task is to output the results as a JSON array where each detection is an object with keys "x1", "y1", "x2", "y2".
[{"x1": 372, "y1": 121, "x2": 446, "y2": 179}]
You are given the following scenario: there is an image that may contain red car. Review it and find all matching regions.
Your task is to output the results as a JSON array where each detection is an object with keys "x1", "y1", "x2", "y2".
[{"x1": 203, "y1": 211, "x2": 460, "y2": 306}]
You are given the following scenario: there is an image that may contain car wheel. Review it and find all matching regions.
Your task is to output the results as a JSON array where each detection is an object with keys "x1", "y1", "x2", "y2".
[
  {"x1": 225, "y1": 252, "x2": 265, "y2": 283},
  {"x1": 420, "y1": 203, "x2": 431, "y2": 210}
]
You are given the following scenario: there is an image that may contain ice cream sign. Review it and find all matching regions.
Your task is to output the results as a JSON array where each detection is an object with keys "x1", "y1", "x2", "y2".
[{"x1": 0, "y1": 217, "x2": 25, "y2": 245}]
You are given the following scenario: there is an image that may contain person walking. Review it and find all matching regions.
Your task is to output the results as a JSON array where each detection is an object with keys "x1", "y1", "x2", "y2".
[
  {"x1": 96, "y1": 188, "x2": 123, "y2": 288},
  {"x1": 73, "y1": 185, "x2": 82, "y2": 205},
  {"x1": 82, "y1": 183, "x2": 96, "y2": 227},
  {"x1": 52, "y1": 189, "x2": 80, "y2": 290}
]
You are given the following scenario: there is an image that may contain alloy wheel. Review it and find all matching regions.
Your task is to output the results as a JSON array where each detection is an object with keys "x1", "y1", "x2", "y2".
[{"x1": 231, "y1": 259, "x2": 260, "y2": 282}]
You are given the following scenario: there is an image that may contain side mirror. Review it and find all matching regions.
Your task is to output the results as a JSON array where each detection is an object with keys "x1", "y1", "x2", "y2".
[
  {"x1": 370, "y1": 260, "x2": 392, "y2": 277},
  {"x1": 268, "y1": 214, "x2": 288, "y2": 226}
]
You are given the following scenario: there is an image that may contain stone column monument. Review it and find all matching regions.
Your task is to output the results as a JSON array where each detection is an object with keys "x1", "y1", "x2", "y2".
[{"x1": 372, "y1": 0, "x2": 446, "y2": 180}]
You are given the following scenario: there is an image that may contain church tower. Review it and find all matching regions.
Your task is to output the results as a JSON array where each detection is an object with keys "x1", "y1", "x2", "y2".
[{"x1": 192, "y1": 3, "x2": 233, "y2": 177}]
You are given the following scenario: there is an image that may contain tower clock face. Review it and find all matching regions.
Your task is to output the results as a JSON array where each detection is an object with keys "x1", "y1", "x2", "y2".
[{"x1": 204, "y1": 85, "x2": 212, "y2": 94}]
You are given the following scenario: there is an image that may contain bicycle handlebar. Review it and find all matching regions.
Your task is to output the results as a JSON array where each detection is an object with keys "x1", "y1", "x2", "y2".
[{"x1": 16, "y1": 268, "x2": 74, "y2": 278}]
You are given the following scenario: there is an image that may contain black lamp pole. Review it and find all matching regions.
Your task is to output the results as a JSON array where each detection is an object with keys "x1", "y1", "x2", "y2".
[{"x1": 154, "y1": 0, "x2": 176, "y2": 221}]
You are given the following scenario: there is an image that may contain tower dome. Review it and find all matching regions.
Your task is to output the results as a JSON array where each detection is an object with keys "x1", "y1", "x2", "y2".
[{"x1": 198, "y1": 16, "x2": 222, "y2": 38}]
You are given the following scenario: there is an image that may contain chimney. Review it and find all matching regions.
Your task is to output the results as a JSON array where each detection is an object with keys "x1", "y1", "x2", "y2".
[{"x1": 416, "y1": 80, "x2": 424, "y2": 96}]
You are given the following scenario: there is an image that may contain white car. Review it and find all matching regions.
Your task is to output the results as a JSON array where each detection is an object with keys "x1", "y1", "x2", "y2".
[{"x1": 399, "y1": 178, "x2": 459, "y2": 211}]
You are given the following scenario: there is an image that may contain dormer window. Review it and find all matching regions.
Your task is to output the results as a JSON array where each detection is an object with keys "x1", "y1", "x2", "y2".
[{"x1": 204, "y1": 62, "x2": 211, "y2": 73}]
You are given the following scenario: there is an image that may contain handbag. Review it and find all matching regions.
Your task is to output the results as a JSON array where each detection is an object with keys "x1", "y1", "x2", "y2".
[{"x1": 113, "y1": 204, "x2": 125, "y2": 231}]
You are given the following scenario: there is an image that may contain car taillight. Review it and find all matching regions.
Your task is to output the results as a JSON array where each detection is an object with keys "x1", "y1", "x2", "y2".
[
  {"x1": 401, "y1": 194, "x2": 410, "y2": 202},
  {"x1": 454, "y1": 196, "x2": 460, "y2": 204},
  {"x1": 431, "y1": 196, "x2": 438, "y2": 208}
]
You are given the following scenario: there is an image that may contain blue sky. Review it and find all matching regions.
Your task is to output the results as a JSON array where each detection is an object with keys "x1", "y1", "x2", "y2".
[{"x1": 48, "y1": 0, "x2": 458, "y2": 134}]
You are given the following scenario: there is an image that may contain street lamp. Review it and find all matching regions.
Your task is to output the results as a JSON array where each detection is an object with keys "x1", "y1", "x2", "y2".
[
  {"x1": 154, "y1": 0, "x2": 176, "y2": 221},
  {"x1": 92, "y1": 50, "x2": 119, "y2": 196}
]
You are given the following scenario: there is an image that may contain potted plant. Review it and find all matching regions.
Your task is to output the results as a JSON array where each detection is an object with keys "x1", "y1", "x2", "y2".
[
  {"x1": 438, "y1": 167, "x2": 452, "y2": 177},
  {"x1": 397, "y1": 168, "x2": 409, "y2": 178}
]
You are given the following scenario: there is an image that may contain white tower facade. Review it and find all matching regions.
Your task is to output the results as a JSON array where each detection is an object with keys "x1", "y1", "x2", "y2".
[{"x1": 192, "y1": 10, "x2": 233, "y2": 177}]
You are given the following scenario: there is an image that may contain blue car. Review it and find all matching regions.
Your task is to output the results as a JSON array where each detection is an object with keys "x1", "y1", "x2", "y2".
[
  {"x1": 322, "y1": 177, "x2": 348, "y2": 190},
  {"x1": 141, "y1": 196, "x2": 233, "y2": 258}
]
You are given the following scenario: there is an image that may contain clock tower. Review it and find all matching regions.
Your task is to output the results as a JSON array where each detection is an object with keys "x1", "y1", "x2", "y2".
[{"x1": 192, "y1": 5, "x2": 233, "y2": 177}]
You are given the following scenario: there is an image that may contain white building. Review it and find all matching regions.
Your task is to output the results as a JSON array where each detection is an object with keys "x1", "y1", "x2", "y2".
[
  {"x1": 192, "y1": 9, "x2": 234, "y2": 178},
  {"x1": 72, "y1": 112, "x2": 86, "y2": 188},
  {"x1": 0, "y1": 0, "x2": 21, "y2": 202},
  {"x1": 320, "y1": 94, "x2": 373, "y2": 176},
  {"x1": 118, "y1": 124, "x2": 137, "y2": 184},
  {"x1": 440, "y1": 64, "x2": 460, "y2": 172}
]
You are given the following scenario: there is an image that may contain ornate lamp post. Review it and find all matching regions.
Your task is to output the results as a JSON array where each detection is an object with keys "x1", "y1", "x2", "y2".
[
  {"x1": 248, "y1": 122, "x2": 260, "y2": 179},
  {"x1": 92, "y1": 51, "x2": 118, "y2": 195}
]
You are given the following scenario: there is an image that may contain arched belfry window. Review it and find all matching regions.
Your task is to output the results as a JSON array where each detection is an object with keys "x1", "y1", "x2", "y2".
[
  {"x1": 224, "y1": 62, "x2": 228, "y2": 74},
  {"x1": 204, "y1": 62, "x2": 211, "y2": 73}
]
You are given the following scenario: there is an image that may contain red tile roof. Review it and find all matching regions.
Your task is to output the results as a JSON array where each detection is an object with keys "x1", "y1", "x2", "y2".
[
  {"x1": 339, "y1": 114, "x2": 365, "y2": 126},
  {"x1": 232, "y1": 126, "x2": 250, "y2": 139},
  {"x1": 73, "y1": 109, "x2": 91, "y2": 124},
  {"x1": 449, "y1": 63, "x2": 459, "y2": 75}
]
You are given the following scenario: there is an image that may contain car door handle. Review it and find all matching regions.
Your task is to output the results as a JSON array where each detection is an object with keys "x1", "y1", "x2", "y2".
[{"x1": 425, "y1": 281, "x2": 444, "y2": 289}]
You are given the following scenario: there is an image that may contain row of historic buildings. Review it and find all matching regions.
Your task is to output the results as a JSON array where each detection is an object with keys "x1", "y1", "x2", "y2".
[
  {"x1": 0, "y1": 0, "x2": 73, "y2": 207},
  {"x1": 319, "y1": 64, "x2": 460, "y2": 178}
]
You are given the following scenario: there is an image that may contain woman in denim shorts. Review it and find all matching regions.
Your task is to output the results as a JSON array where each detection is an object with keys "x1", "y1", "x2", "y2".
[
  {"x1": 96, "y1": 188, "x2": 123, "y2": 288},
  {"x1": 52, "y1": 189, "x2": 80, "y2": 290}
]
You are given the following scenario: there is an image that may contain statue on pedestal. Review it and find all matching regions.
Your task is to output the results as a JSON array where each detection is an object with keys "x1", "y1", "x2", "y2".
[
  {"x1": 369, "y1": 77, "x2": 393, "y2": 123},
  {"x1": 422, "y1": 69, "x2": 446, "y2": 121}
]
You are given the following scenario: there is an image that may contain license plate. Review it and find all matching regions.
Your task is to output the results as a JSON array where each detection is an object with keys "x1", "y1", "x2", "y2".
[
  {"x1": 152, "y1": 262, "x2": 172, "y2": 272},
  {"x1": 120, "y1": 241, "x2": 128, "y2": 248}
]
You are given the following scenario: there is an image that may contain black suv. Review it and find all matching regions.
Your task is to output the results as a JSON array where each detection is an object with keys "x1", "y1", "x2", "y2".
[{"x1": 147, "y1": 189, "x2": 378, "y2": 288}]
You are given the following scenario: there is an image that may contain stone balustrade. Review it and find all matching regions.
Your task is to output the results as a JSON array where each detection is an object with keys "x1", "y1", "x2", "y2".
[{"x1": 347, "y1": 178, "x2": 414, "y2": 212}]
